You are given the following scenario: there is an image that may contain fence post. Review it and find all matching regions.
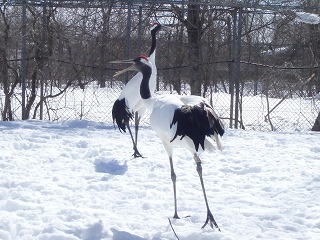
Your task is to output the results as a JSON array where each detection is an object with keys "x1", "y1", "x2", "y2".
[
  {"x1": 234, "y1": 8, "x2": 242, "y2": 129},
  {"x1": 138, "y1": 5, "x2": 142, "y2": 53},
  {"x1": 229, "y1": 7, "x2": 242, "y2": 129},
  {"x1": 125, "y1": 0, "x2": 132, "y2": 83},
  {"x1": 20, "y1": 0, "x2": 27, "y2": 120},
  {"x1": 40, "y1": 0, "x2": 48, "y2": 120}
]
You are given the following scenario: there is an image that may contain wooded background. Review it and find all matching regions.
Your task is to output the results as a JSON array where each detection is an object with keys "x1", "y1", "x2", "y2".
[{"x1": 0, "y1": 0, "x2": 319, "y2": 131}]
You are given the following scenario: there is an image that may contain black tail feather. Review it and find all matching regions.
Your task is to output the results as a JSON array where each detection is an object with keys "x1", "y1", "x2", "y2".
[
  {"x1": 204, "y1": 103, "x2": 225, "y2": 137},
  {"x1": 112, "y1": 98, "x2": 133, "y2": 132}
]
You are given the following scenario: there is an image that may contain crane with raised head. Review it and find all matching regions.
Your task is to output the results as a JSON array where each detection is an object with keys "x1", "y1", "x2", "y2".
[
  {"x1": 111, "y1": 55, "x2": 224, "y2": 230},
  {"x1": 112, "y1": 23, "x2": 168, "y2": 158}
]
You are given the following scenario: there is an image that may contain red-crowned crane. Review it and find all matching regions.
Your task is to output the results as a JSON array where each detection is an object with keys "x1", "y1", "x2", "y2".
[
  {"x1": 112, "y1": 23, "x2": 168, "y2": 158},
  {"x1": 111, "y1": 55, "x2": 225, "y2": 230}
]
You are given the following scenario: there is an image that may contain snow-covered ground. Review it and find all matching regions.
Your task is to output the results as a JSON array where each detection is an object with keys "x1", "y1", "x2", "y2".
[{"x1": 0, "y1": 119, "x2": 319, "y2": 240}]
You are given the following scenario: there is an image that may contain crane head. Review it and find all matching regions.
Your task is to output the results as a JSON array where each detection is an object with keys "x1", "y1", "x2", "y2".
[
  {"x1": 110, "y1": 55, "x2": 150, "y2": 77},
  {"x1": 150, "y1": 22, "x2": 161, "y2": 32},
  {"x1": 150, "y1": 22, "x2": 174, "y2": 33}
]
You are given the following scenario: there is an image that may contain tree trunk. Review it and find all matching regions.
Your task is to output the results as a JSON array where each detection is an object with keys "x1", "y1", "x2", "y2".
[
  {"x1": 0, "y1": 7, "x2": 14, "y2": 120},
  {"x1": 311, "y1": 112, "x2": 320, "y2": 131},
  {"x1": 186, "y1": 2, "x2": 202, "y2": 96}
]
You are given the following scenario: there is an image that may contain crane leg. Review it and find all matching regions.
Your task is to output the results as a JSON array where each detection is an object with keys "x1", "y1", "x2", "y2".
[
  {"x1": 194, "y1": 154, "x2": 220, "y2": 231},
  {"x1": 126, "y1": 121, "x2": 143, "y2": 158},
  {"x1": 169, "y1": 156, "x2": 179, "y2": 219},
  {"x1": 134, "y1": 112, "x2": 141, "y2": 155}
]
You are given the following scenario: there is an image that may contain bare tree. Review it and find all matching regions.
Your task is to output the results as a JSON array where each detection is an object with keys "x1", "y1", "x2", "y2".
[{"x1": 0, "y1": 5, "x2": 20, "y2": 120}]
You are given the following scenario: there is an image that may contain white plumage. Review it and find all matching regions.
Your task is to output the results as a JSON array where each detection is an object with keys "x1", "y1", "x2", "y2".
[
  {"x1": 111, "y1": 23, "x2": 162, "y2": 157},
  {"x1": 112, "y1": 55, "x2": 224, "y2": 230}
]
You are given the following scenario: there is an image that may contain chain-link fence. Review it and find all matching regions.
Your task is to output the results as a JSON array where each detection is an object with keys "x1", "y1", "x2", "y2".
[
  {"x1": 3, "y1": 74, "x2": 319, "y2": 132},
  {"x1": 1, "y1": 1, "x2": 319, "y2": 132}
]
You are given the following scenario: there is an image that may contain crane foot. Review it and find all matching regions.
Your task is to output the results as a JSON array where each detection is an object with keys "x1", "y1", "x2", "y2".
[
  {"x1": 173, "y1": 213, "x2": 180, "y2": 219},
  {"x1": 132, "y1": 149, "x2": 143, "y2": 158},
  {"x1": 201, "y1": 210, "x2": 221, "y2": 231}
]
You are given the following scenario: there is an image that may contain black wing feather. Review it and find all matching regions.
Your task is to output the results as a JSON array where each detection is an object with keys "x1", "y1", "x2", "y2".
[
  {"x1": 112, "y1": 98, "x2": 133, "y2": 132},
  {"x1": 170, "y1": 103, "x2": 224, "y2": 151}
]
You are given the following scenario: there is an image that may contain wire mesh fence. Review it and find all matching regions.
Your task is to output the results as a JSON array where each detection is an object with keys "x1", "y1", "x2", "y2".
[
  {"x1": 1, "y1": 1, "x2": 320, "y2": 132},
  {"x1": 3, "y1": 77, "x2": 319, "y2": 132}
]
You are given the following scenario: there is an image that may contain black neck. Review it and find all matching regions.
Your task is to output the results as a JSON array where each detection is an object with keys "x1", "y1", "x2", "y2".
[
  {"x1": 148, "y1": 28, "x2": 157, "y2": 57},
  {"x1": 139, "y1": 64, "x2": 152, "y2": 99}
]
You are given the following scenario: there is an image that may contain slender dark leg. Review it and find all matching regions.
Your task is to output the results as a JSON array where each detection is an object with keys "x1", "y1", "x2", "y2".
[
  {"x1": 134, "y1": 112, "x2": 141, "y2": 151},
  {"x1": 169, "y1": 156, "x2": 179, "y2": 219},
  {"x1": 126, "y1": 122, "x2": 143, "y2": 158},
  {"x1": 194, "y1": 154, "x2": 220, "y2": 231}
]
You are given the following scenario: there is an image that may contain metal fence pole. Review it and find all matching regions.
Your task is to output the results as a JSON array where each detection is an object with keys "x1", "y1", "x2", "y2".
[
  {"x1": 40, "y1": 0, "x2": 48, "y2": 120},
  {"x1": 234, "y1": 8, "x2": 242, "y2": 129},
  {"x1": 125, "y1": 0, "x2": 132, "y2": 83},
  {"x1": 138, "y1": 5, "x2": 142, "y2": 53},
  {"x1": 229, "y1": 8, "x2": 242, "y2": 129},
  {"x1": 229, "y1": 9, "x2": 237, "y2": 128},
  {"x1": 20, "y1": 0, "x2": 27, "y2": 120}
]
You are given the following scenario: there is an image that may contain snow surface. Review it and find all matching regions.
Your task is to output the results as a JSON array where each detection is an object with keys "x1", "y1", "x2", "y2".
[{"x1": 0, "y1": 120, "x2": 319, "y2": 240}]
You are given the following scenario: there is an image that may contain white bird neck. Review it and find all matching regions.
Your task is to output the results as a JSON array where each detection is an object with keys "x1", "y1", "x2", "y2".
[{"x1": 148, "y1": 50, "x2": 156, "y2": 65}]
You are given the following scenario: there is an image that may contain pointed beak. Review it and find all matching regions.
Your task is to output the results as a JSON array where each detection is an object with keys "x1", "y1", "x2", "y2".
[
  {"x1": 110, "y1": 59, "x2": 136, "y2": 77},
  {"x1": 109, "y1": 59, "x2": 135, "y2": 64}
]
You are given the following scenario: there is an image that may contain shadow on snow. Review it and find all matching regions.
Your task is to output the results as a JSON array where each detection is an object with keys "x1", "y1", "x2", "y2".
[
  {"x1": 94, "y1": 159, "x2": 128, "y2": 175},
  {"x1": 111, "y1": 228, "x2": 148, "y2": 240}
]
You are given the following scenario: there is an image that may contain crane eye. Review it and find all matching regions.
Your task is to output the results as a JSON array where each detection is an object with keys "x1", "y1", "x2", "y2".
[{"x1": 138, "y1": 55, "x2": 149, "y2": 62}]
